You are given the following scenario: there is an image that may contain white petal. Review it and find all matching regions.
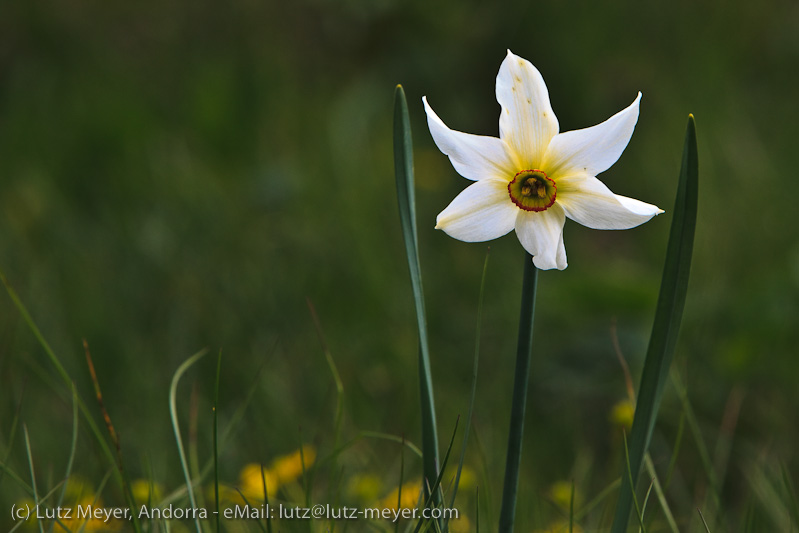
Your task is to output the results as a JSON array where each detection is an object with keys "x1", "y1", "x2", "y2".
[
  {"x1": 557, "y1": 175, "x2": 663, "y2": 230},
  {"x1": 496, "y1": 50, "x2": 559, "y2": 169},
  {"x1": 514, "y1": 203, "x2": 568, "y2": 270},
  {"x1": 435, "y1": 178, "x2": 518, "y2": 242},
  {"x1": 423, "y1": 97, "x2": 516, "y2": 181},
  {"x1": 543, "y1": 93, "x2": 641, "y2": 178}
]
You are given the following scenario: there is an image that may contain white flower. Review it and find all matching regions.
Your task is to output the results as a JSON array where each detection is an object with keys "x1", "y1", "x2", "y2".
[{"x1": 424, "y1": 50, "x2": 663, "y2": 270}]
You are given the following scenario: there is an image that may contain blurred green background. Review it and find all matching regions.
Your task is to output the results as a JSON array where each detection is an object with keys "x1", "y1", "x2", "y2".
[{"x1": 1, "y1": 0, "x2": 798, "y2": 530}]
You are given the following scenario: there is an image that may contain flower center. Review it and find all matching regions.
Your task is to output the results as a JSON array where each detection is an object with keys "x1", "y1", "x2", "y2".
[{"x1": 508, "y1": 169, "x2": 556, "y2": 212}]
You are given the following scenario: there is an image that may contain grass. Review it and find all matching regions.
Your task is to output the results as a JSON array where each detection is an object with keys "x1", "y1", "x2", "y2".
[
  {"x1": 1, "y1": 253, "x2": 798, "y2": 532},
  {"x1": 0, "y1": 70, "x2": 796, "y2": 533}
]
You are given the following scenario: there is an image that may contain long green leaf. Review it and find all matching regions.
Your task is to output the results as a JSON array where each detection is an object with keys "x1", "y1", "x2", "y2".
[
  {"x1": 569, "y1": 479, "x2": 575, "y2": 533},
  {"x1": 393, "y1": 85, "x2": 440, "y2": 504},
  {"x1": 0, "y1": 384, "x2": 25, "y2": 491},
  {"x1": 23, "y1": 425, "x2": 44, "y2": 533},
  {"x1": 623, "y1": 433, "x2": 646, "y2": 533},
  {"x1": 307, "y1": 298, "x2": 345, "y2": 449},
  {"x1": 1, "y1": 271, "x2": 142, "y2": 533},
  {"x1": 611, "y1": 115, "x2": 698, "y2": 532},
  {"x1": 52, "y1": 384, "x2": 79, "y2": 533},
  {"x1": 643, "y1": 454, "x2": 679, "y2": 533},
  {"x1": 413, "y1": 418, "x2": 460, "y2": 533},
  {"x1": 498, "y1": 252, "x2": 538, "y2": 532},
  {"x1": 169, "y1": 349, "x2": 208, "y2": 533},
  {"x1": 476, "y1": 487, "x2": 480, "y2": 533},
  {"x1": 781, "y1": 463, "x2": 799, "y2": 527},
  {"x1": 213, "y1": 350, "x2": 222, "y2": 533},
  {"x1": 160, "y1": 346, "x2": 270, "y2": 507}
]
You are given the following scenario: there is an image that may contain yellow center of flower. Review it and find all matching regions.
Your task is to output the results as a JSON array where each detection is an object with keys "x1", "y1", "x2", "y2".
[{"x1": 508, "y1": 169, "x2": 557, "y2": 212}]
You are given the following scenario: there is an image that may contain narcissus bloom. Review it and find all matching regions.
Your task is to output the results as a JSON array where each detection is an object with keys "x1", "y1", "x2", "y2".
[{"x1": 424, "y1": 50, "x2": 663, "y2": 270}]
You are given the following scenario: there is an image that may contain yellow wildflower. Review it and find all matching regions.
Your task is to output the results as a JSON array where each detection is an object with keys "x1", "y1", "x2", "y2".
[
  {"x1": 454, "y1": 466, "x2": 477, "y2": 491},
  {"x1": 379, "y1": 480, "x2": 422, "y2": 511},
  {"x1": 346, "y1": 474, "x2": 383, "y2": 503},
  {"x1": 239, "y1": 462, "x2": 279, "y2": 499},
  {"x1": 228, "y1": 444, "x2": 316, "y2": 504},
  {"x1": 610, "y1": 399, "x2": 635, "y2": 429},
  {"x1": 130, "y1": 479, "x2": 163, "y2": 505},
  {"x1": 63, "y1": 475, "x2": 93, "y2": 502},
  {"x1": 548, "y1": 480, "x2": 580, "y2": 510},
  {"x1": 58, "y1": 497, "x2": 121, "y2": 532},
  {"x1": 271, "y1": 444, "x2": 315, "y2": 484}
]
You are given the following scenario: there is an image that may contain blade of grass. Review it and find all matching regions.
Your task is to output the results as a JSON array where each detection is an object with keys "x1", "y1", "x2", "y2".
[
  {"x1": 403, "y1": 484, "x2": 427, "y2": 533},
  {"x1": 643, "y1": 454, "x2": 679, "y2": 533},
  {"x1": 308, "y1": 431, "x2": 423, "y2": 481},
  {"x1": 22, "y1": 425, "x2": 44, "y2": 533},
  {"x1": 8, "y1": 514, "x2": 29, "y2": 533},
  {"x1": 188, "y1": 381, "x2": 205, "y2": 511},
  {"x1": 51, "y1": 384, "x2": 79, "y2": 533},
  {"x1": 395, "y1": 435, "x2": 406, "y2": 533},
  {"x1": 613, "y1": 330, "x2": 678, "y2": 533},
  {"x1": 0, "y1": 380, "x2": 26, "y2": 489},
  {"x1": 663, "y1": 409, "x2": 685, "y2": 491},
  {"x1": 781, "y1": 463, "x2": 799, "y2": 526},
  {"x1": 569, "y1": 479, "x2": 575, "y2": 533},
  {"x1": 307, "y1": 298, "x2": 347, "y2": 520},
  {"x1": 84, "y1": 339, "x2": 141, "y2": 532},
  {"x1": 169, "y1": 349, "x2": 209, "y2": 533},
  {"x1": 611, "y1": 319, "x2": 636, "y2": 402},
  {"x1": 639, "y1": 481, "x2": 655, "y2": 533},
  {"x1": 745, "y1": 461, "x2": 792, "y2": 531},
  {"x1": 298, "y1": 431, "x2": 311, "y2": 510},
  {"x1": 28, "y1": 481, "x2": 66, "y2": 511},
  {"x1": 413, "y1": 418, "x2": 460, "y2": 533},
  {"x1": 446, "y1": 249, "x2": 490, "y2": 531},
  {"x1": 141, "y1": 458, "x2": 158, "y2": 531},
  {"x1": 743, "y1": 501, "x2": 756, "y2": 533},
  {"x1": 234, "y1": 488, "x2": 268, "y2": 533},
  {"x1": 574, "y1": 478, "x2": 621, "y2": 522},
  {"x1": 0, "y1": 270, "x2": 71, "y2": 394},
  {"x1": 498, "y1": 252, "x2": 538, "y2": 533},
  {"x1": 74, "y1": 468, "x2": 113, "y2": 533},
  {"x1": 0, "y1": 458, "x2": 33, "y2": 496},
  {"x1": 709, "y1": 387, "x2": 744, "y2": 529},
  {"x1": 260, "y1": 464, "x2": 274, "y2": 533},
  {"x1": 698, "y1": 508, "x2": 711, "y2": 532},
  {"x1": 328, "y1": 465, "x2": 342, "y2": 533},
  {"x1": 394, "y1": 84, "x2": 440, "y2": 505},
  {"x1": 307, "y1": 298, "x2": 345, "y2": 449},
  {"x1": 671, "y1": 371, "x2": 720, "y2": 507},
  {"x1": 160, "y1": 342, "x2": 277, "y2": 507},
  {"x1": 213, "y1": 350, "x2": 222, "y2": 533},
  {"x1": 623, "y1": 432, "x2": 647, "y2": 533},
  {"x1": 476, "y1": 486, "x2": 480, "y2": 533},
  {"x1": 472, "y1": 425, "x2": 495, "y2": 527},
  {"x1": 1, "y1": 271, "x2": 141, "y2": 533},
  {"x1": 610, "y1": 114, "x2": 698, "y2": 533}
]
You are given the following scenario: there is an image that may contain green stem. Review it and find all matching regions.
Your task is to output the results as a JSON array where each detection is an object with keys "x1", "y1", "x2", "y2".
[{"x1": 498, "y1": 252, "x2": 538, "y2": 532}]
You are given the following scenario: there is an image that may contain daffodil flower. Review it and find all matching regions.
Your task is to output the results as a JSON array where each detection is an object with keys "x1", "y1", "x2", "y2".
[{"x1": 424, "y1": 50, "x2": 663, "y2": 270}]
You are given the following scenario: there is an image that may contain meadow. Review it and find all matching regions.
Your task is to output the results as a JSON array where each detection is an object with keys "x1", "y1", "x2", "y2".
[{"x1": 1, "y1": 0, "x2": 798, "y2": 531}]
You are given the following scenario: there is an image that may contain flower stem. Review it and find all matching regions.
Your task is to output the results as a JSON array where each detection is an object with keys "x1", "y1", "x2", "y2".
[{"x1": 499, "y1": 252, "x2": 538, "y2": 532}]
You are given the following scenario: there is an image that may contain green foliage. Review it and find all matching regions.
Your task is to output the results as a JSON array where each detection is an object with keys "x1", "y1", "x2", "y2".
[
  {"x1": 393, "y1": 85, "x2": 440, "y2": 509},
  {"x1": 611, "y1": 116, "x2": 698, "y2": 532},
  {"x1": 0, "y1": 2, "x2": 797, "y2": 532}
]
